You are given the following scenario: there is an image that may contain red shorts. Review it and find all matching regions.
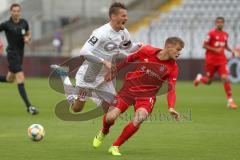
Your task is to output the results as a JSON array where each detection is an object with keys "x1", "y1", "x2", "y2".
[
  {"x1": 112, "y1": 95, "x2": 156, "y2": 113},
  {"x1": 205, "y1": 63, "x2": 229, "y2": 78}
]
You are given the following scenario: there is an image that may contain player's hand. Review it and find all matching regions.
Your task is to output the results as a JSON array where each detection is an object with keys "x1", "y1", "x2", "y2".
[
  {"x1": 231, "y1": 49, "x2": 239, "y2": 57},
  {"x1": 168, "y1": 108, "x2": 180, "y2": 121},
  {"x1": 24, "y1": 36, "x2": 31, "y2": 44}
]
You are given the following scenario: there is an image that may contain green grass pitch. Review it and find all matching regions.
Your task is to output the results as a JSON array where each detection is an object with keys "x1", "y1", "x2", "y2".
[{"x1": 0, "y1": 78, "x2": 240, "y2": 160}]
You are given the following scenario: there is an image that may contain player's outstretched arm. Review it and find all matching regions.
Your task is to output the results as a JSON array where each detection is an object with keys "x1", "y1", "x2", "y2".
[
  {"x1": 203, "y1": 43, "x2": 222, "y2": 53},
  {"x1": 167, "y1": 87, "x2": 180, "y2": 121},
  {"x1": 104, "y1": 47, "x2": 144, "y2": 81},
  {"x1": 24, "y1": 31, "x2": 32, "y2": 44},
  {"x1": 167, "y1": 65, "x2": 180, "y2": 121},
  {"x1": 203, "y1": 33, "x2": 222, "y2": 54}
]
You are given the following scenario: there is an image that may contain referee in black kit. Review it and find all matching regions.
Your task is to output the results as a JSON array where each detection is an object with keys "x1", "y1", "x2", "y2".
[{"x1": 0, "y1": 3, "x2": 38, "y2": 115}]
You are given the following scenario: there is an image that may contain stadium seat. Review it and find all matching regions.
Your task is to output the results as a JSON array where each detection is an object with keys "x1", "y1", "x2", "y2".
[{"x1": 131, "y1": 0, "x2": 240, "y2": 58}]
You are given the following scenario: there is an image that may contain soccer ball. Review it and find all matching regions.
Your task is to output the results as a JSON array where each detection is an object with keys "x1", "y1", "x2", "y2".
[{"x1": 27, "y1": 124, "x2": 45, "y2": 141}]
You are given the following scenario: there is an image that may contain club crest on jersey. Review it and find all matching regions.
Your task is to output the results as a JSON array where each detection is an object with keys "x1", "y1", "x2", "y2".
[
  {"x1": 88, "y1": 36, "x2": 98, "y2": 46},
  {"x1": 159, "y1": 65, "x2": 167, "y2": 73}
]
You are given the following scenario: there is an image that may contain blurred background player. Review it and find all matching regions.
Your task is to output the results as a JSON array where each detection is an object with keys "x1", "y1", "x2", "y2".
[
  {"x1": 92, "y1": 37, "x2": 184, "y2": 156},
  {"x1": 194, "y1": 17, "x2": 237, "y2": 109},
  {"x1": 0, "y1": 3, "x2": 38, "y2": 115},
  {"x1": 51, "y1": 2, "x2": 141, "y2": 113}
]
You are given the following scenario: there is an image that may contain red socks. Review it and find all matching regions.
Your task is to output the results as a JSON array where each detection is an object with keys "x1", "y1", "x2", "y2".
[
  {"x1": 102, "y1": 114, "x2": 114, "y2": 135},
  {"x1": 112, "y1": 122, "x2": 139, "y2": 147},
  {"x1": 224, "y1": 81, "x2": 232, "y2": 99}
]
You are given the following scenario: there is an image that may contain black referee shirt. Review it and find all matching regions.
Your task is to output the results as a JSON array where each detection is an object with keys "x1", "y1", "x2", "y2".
[{"x1": 0, "y1": 18, "x2": 29, "y2": 53}]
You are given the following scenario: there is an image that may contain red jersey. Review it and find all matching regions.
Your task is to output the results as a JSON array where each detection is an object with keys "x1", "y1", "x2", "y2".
[
  {"x1": 204, "y1": 28, "x2": 228, "y2": 64},
  {"x1": 117, "y1": 45, "x2": 178, "y2": 108}
]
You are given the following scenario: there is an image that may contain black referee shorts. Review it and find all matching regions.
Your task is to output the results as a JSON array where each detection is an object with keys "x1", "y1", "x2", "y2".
[{"x1": 7, "y1": 52, "x2": 23, "y2": 73}]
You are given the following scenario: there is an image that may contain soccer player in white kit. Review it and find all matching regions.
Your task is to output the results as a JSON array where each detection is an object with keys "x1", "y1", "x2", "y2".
[{"x1": 51, "y1": 2, "x2": 141, "y2": 113}]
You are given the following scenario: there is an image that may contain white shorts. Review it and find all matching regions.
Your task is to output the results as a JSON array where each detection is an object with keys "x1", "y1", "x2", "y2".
[{"x1": 75, "y1": 64, "x2": 116, "y2": 105}]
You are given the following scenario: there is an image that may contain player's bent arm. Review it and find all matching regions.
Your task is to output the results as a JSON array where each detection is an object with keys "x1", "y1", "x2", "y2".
[
  {"x1": 116, "y1": 47, "x2": 144, "y2": 71},
  {"x1": 80, "y1": 49, "x2": 112, "y2": 69},
  {"x1": 105, "y1": 47, "x2": 144, "y2": 81},
  {"x1": 105, "y1": 48, "x2": 143, "y2": 81},
  {"x1": 79, "y1": 30, "x2": 108, "y2": 64},
  {"x1": 225, "y1": 41, "x2": 237, "y2": 57},
  {"x1": 80, "y1": 50, "x2": 105, "y2": 64},
  {"x1": 24, "y1": 31, "x2": 32, "y2": 44},
  {"x1": 203, "y1": 43, "x2": 220, "y2": 53},
  {"x1": 225, "y1": 45, "x2": 233, "y2": 52}
]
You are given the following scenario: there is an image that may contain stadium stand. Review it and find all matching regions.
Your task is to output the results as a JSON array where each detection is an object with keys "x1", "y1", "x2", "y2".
[{"x1": 131, "y1": 0, "x2": 240, "y2": 59}]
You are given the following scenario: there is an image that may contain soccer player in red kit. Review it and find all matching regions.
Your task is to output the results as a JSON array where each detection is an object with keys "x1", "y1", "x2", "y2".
[
  {"x1": 194, "y1": 17, "x2": 237, "y2": 109},
  {"x1": 92, "y1": 37, "x2": 184, "y2": 156}
]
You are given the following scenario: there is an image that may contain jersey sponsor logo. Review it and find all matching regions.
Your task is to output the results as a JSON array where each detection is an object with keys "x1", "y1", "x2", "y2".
[
  {"x1": 141, "y1": 65, "x2": 167, "y2": 81},
  {"x1": 88, "y1": 36, "x2": 98, "y2": 46},
  {"x1": 214, "y1": 41, "x2": 225, "y2": 47},
  {"x1": 104, "y1": 40, "x2": 132, "y2": 52},
  {"x1": 123, "y1": 40, "x2": 132, "y2": 47}
]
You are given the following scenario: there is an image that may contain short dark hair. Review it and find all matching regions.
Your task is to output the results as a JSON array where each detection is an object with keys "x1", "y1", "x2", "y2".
[
  {"x1": 165, "y1": 37, "x2": 184, "y2": 48},
  {"x1": 10, "y1": 3, "x2": 21, "y2": 10},
  {"x1": 109, "y1": 2, "x2": 127, "y2": 17},
  {"x1": 215, "y1": 17, "x2": 224, "y2": 22}
]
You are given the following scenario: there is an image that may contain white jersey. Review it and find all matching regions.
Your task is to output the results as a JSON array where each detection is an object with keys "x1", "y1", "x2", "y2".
[{"x1": 76, "y1": 23, "x2": 136, "y2": 88}]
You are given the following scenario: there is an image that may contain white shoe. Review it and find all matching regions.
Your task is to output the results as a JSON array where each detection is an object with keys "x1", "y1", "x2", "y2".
[
  {"x1": 27, "y1": 106, "x2": 39, "y2": 115},
  {"x1": 194, "y1": 73, "x2": 202, "y2": 87}
]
